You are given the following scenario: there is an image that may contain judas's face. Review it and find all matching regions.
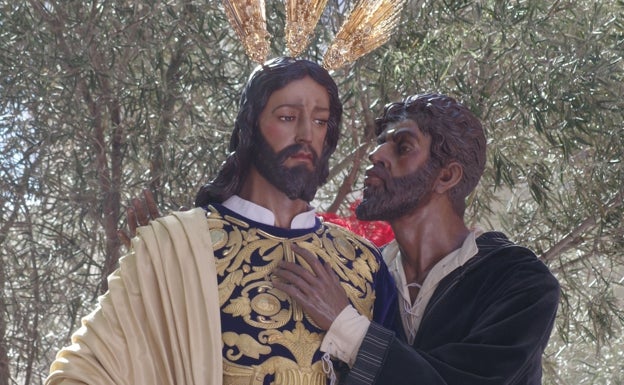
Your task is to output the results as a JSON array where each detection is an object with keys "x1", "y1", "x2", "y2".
[{"x1": 356, "y1": 119, "x2": 439, "y2": 221}]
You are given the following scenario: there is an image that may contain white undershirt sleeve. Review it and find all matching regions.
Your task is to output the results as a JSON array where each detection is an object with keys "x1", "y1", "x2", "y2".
[{"x1": 320, "y1": 305, "x2": 370, "y2": 367}]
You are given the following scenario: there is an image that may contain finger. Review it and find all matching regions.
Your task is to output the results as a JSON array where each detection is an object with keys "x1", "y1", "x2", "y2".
[
  {"x1": 323, "y1": 260, "x2": 341, "y2": 285},
  {"x1": 272, "y1": 270, "x2": 319, "y2": 302},
  {"x1": 143, "y1": 189, "x2": 161, "y2": 219},
  {"x1": 291, "y1": 244, "x2": 327, "y2": 278},
  {"x1": 291, "y1": 246, "x2": 337, "y2": 290},
  {"x1": 133, "y1": 197, "x2": 149, "y2": 226},
  {"x1": 273, "y1": 263, "x2": 315, "y2": 293},
  {"x1": 272, "y1": 280, "x2": 305, "y2": 302},
  {"x1": 127, "y1": 206, "x2": 138, "y2": 236},
  {"x1": 117, "y1": 230, "x2": 132, "y2": 249},
  {"x1": 278, "y1": 260, "x2": 314, "y2": 278}
]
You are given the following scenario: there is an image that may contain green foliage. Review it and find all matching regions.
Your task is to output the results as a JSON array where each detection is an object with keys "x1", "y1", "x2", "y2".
[{"x1": 0, "y1": 0, "x2": 622, "y2": 383}]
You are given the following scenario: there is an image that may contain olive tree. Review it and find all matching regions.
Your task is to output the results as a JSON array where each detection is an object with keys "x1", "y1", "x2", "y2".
[{"x1": 0, "y1": 1, "x2": 622, "y2": 384}]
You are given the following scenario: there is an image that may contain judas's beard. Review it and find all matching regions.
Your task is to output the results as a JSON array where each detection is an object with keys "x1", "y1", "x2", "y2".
[
  {"x1": 356, "y1": 162, "x2": 439, "y2": 221},
  {"x1": 252, "y1": 134, "x2": 328, "y2": 202}
]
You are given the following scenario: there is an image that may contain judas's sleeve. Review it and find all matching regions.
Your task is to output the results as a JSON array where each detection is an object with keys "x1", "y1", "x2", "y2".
[{"x1": 344, "y1": 254, "x2": 559, "y2": 385}]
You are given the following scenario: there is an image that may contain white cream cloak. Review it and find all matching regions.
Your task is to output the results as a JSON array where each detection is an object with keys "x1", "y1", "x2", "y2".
[{"x1": 46, "y1": 208, "x2": 223, "y2": 385}]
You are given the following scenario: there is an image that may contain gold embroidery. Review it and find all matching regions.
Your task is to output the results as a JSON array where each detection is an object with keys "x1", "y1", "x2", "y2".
[
  {"x1": 223, "y1": 296, "x2": 251, "y2": 317},
  {"x1": 207, "y1": 206, "x2": 379, "y2": 383},
  {"x1": 223, "y1": 359, "x2": 327, "y2": 385},
  {"x1": 219, "y1": 269, "x2": 243, "y2": 307},
  {"x1": 274, "y1": 366, "x2": 326, "y2": 385},
  {"x1": 333, "y1": 235, "x2": 357, "y2": 261},
  {"x1": 225, "y1": 214, "x2": 251, "y2": 228},
  {"x1": 259, "y1": 322, "x2": 320, "y2": 367},
  {"x1": 252, "y1": 292, "x2": 281, "y2": 316},
  {"x1": 342, "y1": 281, "x2": 374, "y2": 319},
  {"x1": 223, "y1": 331, "x2": 272, "y2": 360},
  {"x1": 210, "y1": 227, "x2": 228, "y2": 250},
  {"x1": 283, "y1": 242, "x2": 304, "y2": 321},
  {"x1": 241, "y1": 282, "x2": 291, "y2": 328}
]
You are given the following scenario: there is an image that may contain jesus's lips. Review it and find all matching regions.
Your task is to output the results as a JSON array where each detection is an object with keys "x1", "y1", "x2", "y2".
[{"x1": 290, "y1": 151, "x2": 314, "y2": 163}]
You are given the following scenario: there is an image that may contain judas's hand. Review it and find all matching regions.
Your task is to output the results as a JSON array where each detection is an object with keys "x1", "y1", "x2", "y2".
[
  {"x1": 272, "y1": 244, "x2": 350, "y2": 330},
  {"x1": 117, "y1": 189, "x2": 161, "y2": 249}
]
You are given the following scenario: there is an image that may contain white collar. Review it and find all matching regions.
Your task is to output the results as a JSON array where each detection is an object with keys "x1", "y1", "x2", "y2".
[
  {"x1": 383, "y1": 229, "x2": 483, "y2": 303},
  {"x1": 221, "y1": 195, "x2": 317, "y2": 229}
]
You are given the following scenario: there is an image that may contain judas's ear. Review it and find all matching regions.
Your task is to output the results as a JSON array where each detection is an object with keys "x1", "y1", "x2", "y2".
[{"x1": 434, "y1": 161, "x2": 463, "y2": 194}]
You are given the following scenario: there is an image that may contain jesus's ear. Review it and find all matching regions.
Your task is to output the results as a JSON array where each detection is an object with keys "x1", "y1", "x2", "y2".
[{"x1": 434, "y1": 161, "x2": 463, "y2": 194}]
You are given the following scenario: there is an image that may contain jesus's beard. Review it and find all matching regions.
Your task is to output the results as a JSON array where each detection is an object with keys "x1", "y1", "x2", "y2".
[
  {"x1": 252, "y1": 134, "x2": 328, "y2": 202},
  {"x1": 356, "y1": 162, "x2": 439, "y2": 221}
]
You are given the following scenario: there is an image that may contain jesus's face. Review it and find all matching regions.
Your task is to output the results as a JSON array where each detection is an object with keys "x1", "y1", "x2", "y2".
[{"x1": 253, "y1": 76, "x2": 331, "y2": 201}]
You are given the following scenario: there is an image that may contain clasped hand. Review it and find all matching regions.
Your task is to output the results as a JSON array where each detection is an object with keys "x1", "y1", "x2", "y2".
[{"x1": 272, "y1": 244, "x2": 350, "y2": 331}]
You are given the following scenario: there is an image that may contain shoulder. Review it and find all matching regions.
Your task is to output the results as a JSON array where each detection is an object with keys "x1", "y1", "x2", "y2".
[
  {"x1": 473, "y1": 231, "x2": 559, "y2": 292},
  {"x1": 144, "y1": 207, "x2": 210, "y2": 234},
  {"x1": 476, "y1": 231, "x2": 540, "y2": 265},
  {"x1": 321, "y1": 220, "x2": 381, "y2": 254},
  {"x1": 132, "y1": 207, "x2": 213, "y2": 260}
]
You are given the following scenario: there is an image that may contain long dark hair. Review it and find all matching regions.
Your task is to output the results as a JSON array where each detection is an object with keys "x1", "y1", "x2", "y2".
[{"x1": 195, "y1": 57, "x2": 342, "y2": 207}]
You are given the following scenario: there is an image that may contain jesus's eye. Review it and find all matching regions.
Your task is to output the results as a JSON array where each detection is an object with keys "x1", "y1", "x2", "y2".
[{"x1": 313, "y1": 118, "x2": 328, "y2": 127}]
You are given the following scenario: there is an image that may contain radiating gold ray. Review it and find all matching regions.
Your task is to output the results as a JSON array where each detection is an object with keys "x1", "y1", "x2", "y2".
[
  {"x1": 222, "y1": 0, "x2": 270, "y2": 64},
  {"x1": 221, "y1": 0, "x2": 408, "y2": 69},
  {"x1": 323, "y1": 0, "x2": 408, "y2": 70},
  {"x1": 285, "y1": 0, "x2": 329, "y2": 57}
]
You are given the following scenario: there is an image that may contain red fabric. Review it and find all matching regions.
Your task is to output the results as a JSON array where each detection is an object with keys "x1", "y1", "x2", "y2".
[{"x1": 318, "y1": 201, "x2": 395, "y2": 247}]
